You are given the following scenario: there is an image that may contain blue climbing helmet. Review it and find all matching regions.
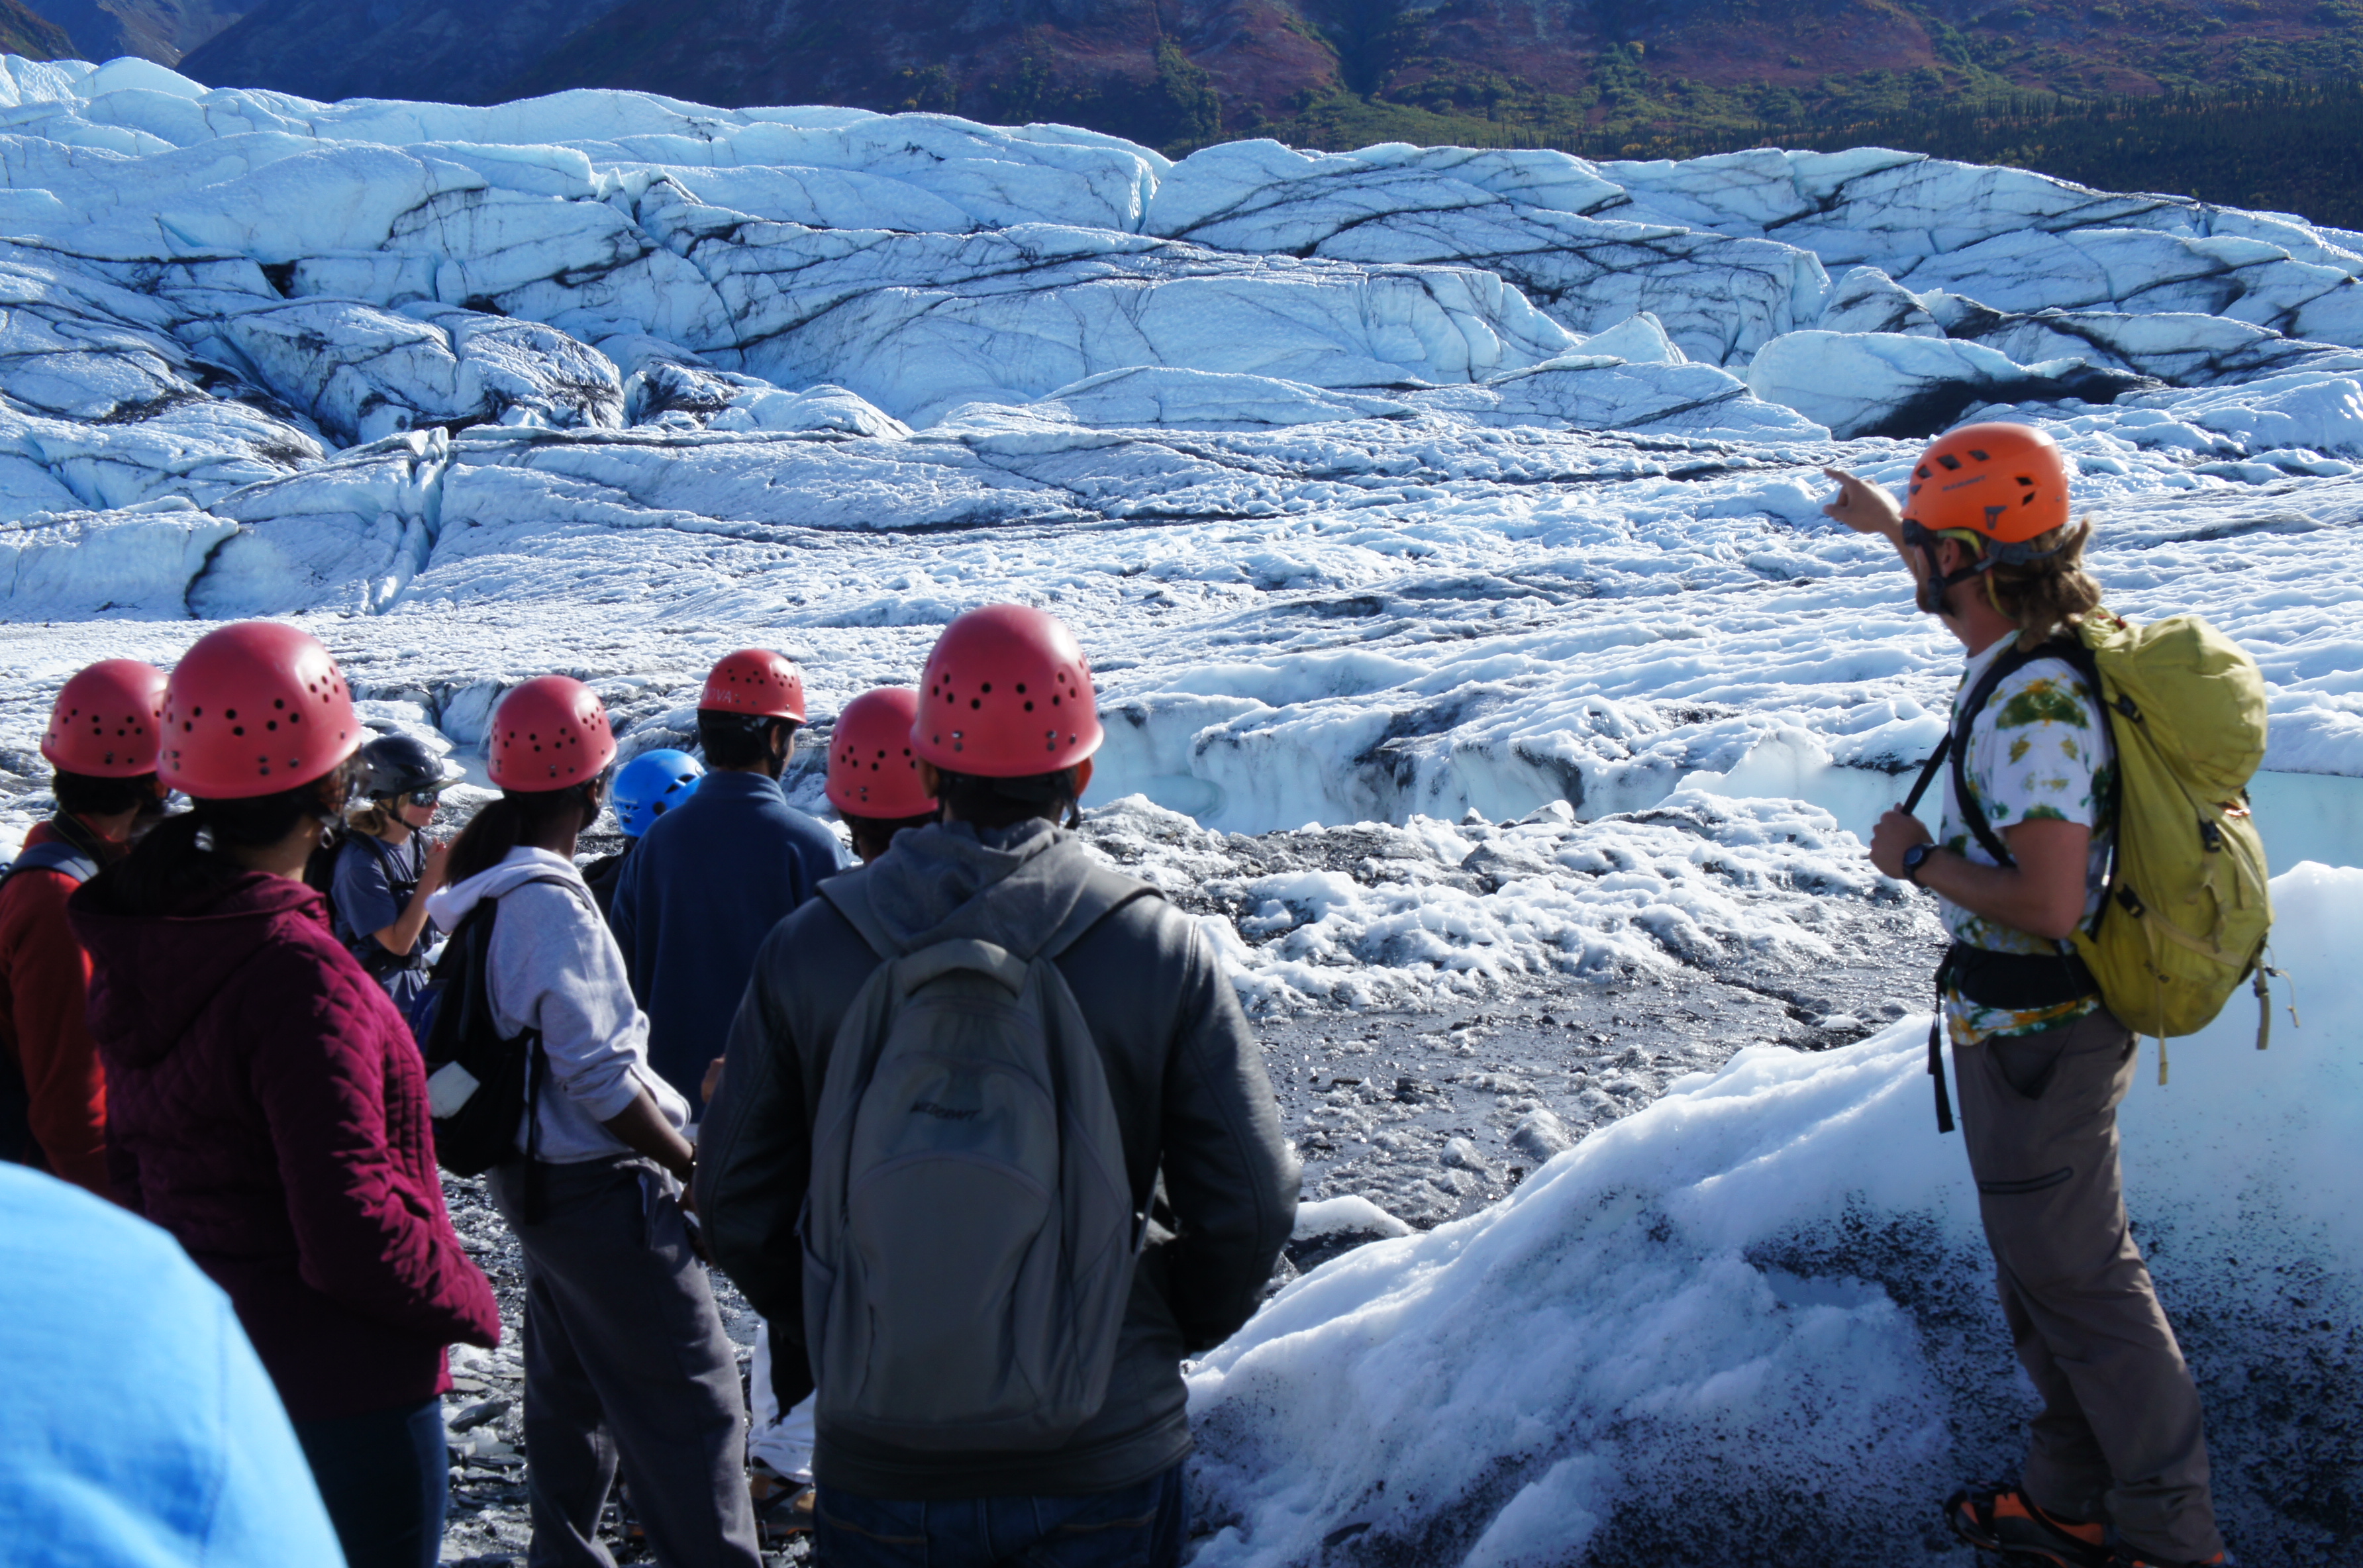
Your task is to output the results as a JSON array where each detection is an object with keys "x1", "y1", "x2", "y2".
[{"x1": 611, "y1": 748, "x2": 705, "y2": 838}]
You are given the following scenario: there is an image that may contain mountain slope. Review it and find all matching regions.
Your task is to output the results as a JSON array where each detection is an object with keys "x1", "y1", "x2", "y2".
[
  {"x1": 505, "y1": 0, "x2": 1336, "y2": 146},
  {"x1": 0, "y1": 0, "x2": 74, "y2": 60},
  {"x1": 23, "y1": 0, "x2": 249, "y2": 66},
  {"x1": 181, "y1": 0, "x2": 633, "y2": 105},
  {"x1": 176, "y1": 0, "x2": 2363, "y2": 155}
]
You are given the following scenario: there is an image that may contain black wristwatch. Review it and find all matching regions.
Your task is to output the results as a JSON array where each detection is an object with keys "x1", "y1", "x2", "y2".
[{"x1": 1901, "y1": 842, "x2": 1938, "y2": 886}]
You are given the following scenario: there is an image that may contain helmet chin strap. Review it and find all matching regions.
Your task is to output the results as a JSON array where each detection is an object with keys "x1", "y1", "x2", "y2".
[
  {"x1": 1909, "y1": 527, "x2": 1987, "y2": 616},
  {"x1": 1904, "y1": 520, "x2": 2068, "y2": 617}
]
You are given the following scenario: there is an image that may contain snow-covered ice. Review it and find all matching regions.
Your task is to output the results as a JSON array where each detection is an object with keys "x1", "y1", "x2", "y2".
[
  {"x1": 2, "y1": 54, "x2": 2362, "y2": 1565},
  {"x1": 1187, "y1": 861, "x2": 2362, "y2": 1568}
]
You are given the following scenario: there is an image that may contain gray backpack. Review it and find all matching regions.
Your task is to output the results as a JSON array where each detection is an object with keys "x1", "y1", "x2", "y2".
[{"x1": 803, "y1": 865, "x2": 1153, "y2": 1452}]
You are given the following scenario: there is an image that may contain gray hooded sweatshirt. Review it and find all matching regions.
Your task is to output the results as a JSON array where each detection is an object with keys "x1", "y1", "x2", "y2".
[
  {"x1": 695, "y1": 818, "x2": 1297, "y2": 1499},
  {"x1": 427, "y1": 848, "x2": 688, "y2": 1164}
]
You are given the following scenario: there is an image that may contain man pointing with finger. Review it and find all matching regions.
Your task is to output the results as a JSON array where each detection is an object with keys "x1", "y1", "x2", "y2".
[{"x1": 1824, "y1": 424, "x2": 2231, "y2": 1568}]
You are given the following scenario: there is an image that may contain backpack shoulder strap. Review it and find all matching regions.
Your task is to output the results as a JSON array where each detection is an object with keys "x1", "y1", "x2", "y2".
[
  {"x1": 501, "y1": 871, "x2": 593, "y2": 912},
  {"x1": 360, "y1": 832, "x2": 408, "y2": 882},
  {"x1": 1, "y1": 840, "x2": 101, "y2": 889},
  {"x1": 1939, "y1": 638, "x2": 2084, "y2": 870},
  {"x1": 821, "y1": 861, "x2": 1164, "y2": 965}
]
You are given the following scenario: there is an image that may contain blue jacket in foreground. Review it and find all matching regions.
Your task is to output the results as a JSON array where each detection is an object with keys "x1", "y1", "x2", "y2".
[
  {"x1": 609, "y1": 768, "x2": 840, "y2": 1111},
  {"x1": 0, "y1": 1163, "x2": 345, "y2": 1567}
]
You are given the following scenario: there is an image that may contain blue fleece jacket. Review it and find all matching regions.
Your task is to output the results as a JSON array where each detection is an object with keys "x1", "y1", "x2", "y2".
[
  {"x1": 609, "y1": 769, "x2": 841, "y2": 1110},
  {"x1": 0, "y1": 1163, "x2": 345, "y2": 1567}
]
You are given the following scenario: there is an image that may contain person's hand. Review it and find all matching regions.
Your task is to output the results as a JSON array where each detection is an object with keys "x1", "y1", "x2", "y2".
[
  {"x1": 1870, "y1": 808, "x2": 1933, "y2": 880},
  {"x1": 421, "y1": 834, "x2": 453, "y2": 889},
  {"x1": 701, "y1": 1055, "x2": 727, "y2": 1107},
  {"x1": 678, "y1": 1182, "x2": 713, "y2": 1263},
  {"x1": 1823, "y1": 467, "x2": 1904, "y2": 539}
]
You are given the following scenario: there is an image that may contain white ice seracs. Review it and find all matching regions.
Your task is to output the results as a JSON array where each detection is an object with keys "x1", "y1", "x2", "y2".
[
  {"x1": 1745, "y1": 328, "x2": 2146, "y2": 439},
  {"x1": 1145, "y1": 138, "x2": 1830, "y2": 366},
  {"x1": 1, "y1": 53, "x2": 2363, "y2": 516}
]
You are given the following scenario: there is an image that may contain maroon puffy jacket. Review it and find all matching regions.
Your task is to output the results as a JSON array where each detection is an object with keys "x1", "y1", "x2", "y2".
[{"x1": 72, "y1": 867, "x2": 499, "y2": 1422}]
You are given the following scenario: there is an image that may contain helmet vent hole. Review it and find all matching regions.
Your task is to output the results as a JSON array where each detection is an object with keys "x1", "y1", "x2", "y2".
[
  {"x1": 1967, "y1": 449, "x2": 1989, "y2": 462},
  {"x1": 1935, "y1": 454, "x2": 1962, "y2": 471}
]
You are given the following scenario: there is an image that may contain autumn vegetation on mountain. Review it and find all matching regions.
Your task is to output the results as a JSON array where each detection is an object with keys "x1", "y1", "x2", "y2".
[{"x1": 17, "y1": 0, "x2": 2363, "y2": 222}]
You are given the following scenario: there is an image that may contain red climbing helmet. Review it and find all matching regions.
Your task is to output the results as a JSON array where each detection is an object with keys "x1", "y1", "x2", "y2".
[
  {"x1": 913, "y1": 604, "x2": 1102, "y2": 777},
  {"x1": 699, "y1": 649, "x2": 807, "y2": 722},
  {"x1": 160, "y1": 623, "x2": 360, "y2": 799},
  {"x1": 827, "y1": 688, "x2": 938, "y2": 818},
  {"x1": 489, "y1": 676, "x2": 616, "y2": 790},
  {"x1": 43, "y1": 659, "x2": 168, "y2": 777}
]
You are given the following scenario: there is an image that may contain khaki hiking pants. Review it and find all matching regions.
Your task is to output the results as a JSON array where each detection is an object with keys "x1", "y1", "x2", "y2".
[{"x1": 1954, "y1": 1008, "x2": 2224, "y2": 1564}]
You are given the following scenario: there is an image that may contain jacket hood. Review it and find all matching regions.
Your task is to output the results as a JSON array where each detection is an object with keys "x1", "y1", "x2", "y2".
[
  {"x1": 426, "y1": 847, "x2": 581, "y2": 930},
  {"x1": 855, "y1": 819, "x2": 1105, "y2": 956},
  {"x1": 70, "y1": 871, "x2": 329, "y2": 1069}
]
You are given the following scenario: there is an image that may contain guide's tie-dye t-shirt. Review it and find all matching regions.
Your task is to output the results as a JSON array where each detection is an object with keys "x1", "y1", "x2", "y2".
[{"x1": 1936, "y1": 636, "x2": 2117, "y2": 1046}]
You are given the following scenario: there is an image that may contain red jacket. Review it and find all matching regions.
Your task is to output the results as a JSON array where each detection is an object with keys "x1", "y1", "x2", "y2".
[
  {"x1": 72, "y1": 867, "x2": 500, "y2": 1421},
  {"x1": 0, "y1": 819, "x2": 116, "y2": 1199}
]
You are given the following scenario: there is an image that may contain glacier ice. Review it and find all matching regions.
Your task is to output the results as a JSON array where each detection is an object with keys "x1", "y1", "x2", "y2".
[{"x1": 1746, "y1": 329, "x2": 2148, "y2": 439}]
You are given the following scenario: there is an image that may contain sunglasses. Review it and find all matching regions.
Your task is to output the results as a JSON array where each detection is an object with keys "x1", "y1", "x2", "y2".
[{"x1": 399, "y1": 788, "x2": 446, "y2": 808}]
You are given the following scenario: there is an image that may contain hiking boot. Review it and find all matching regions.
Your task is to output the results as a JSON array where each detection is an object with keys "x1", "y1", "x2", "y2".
[{"x1": 1944, "y1": 1485, "x2": 2110, "y2": 1567}]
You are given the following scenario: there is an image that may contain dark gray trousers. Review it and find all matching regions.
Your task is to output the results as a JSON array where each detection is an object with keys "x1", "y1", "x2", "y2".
[
  {"x1": 488, "y1": 1156, "x2": 761, "y2": 1568},
  {"x1": 1954, "y1": 1010, "x2": 2222, "y2": 1563}
]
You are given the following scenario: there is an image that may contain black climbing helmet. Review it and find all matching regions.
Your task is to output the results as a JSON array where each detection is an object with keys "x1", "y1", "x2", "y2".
[{"x1": 354, "y1": 733, "x2": 465, "y2": 801}]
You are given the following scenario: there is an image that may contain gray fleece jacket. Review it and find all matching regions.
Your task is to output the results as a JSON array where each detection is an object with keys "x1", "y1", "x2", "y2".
[{"x1": 695, "y1": 818, "x2": 1297, "y2": 1500}]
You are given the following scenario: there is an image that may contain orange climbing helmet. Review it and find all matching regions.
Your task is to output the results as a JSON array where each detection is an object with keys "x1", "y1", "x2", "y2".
[{"x1": 1900, "y1": 421, "x2": 2077, "y2": 613}]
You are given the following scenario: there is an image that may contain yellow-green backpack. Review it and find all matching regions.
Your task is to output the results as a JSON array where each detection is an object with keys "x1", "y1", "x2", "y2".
[{"x1": 2063, "y1": 610, "x2": 2275, "y2": 1072}]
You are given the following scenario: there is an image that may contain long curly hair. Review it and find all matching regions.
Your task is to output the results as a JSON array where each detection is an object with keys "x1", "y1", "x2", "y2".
[{"x1": 1986, "y1": 516, "x2": 2105, "y2": 648}]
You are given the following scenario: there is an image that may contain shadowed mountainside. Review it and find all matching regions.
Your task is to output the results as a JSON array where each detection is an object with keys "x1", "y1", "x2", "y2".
[
  {"x1": 176, "y1": 0, "x2": 2363, "y2": 144},
  {"x1": 0, "y1": 0, "x2": 74, "y2": 61}
]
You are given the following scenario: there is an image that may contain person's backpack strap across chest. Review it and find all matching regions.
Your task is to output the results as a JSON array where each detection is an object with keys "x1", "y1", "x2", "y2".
[
  {"x1": 1899, "y1": 634, "x2": 2096, "y2": 869},
  {"x1": 1899, "y1": 636, "x2": 2100, "y2": 1134}
]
